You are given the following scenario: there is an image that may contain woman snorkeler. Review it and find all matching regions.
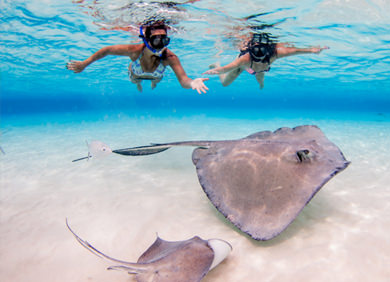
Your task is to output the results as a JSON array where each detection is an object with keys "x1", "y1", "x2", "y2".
[
  {"x1": 66, "y1": 21, "x2": 209, "y2": 94},
  {"x1": 204, "y1": 33, "x2": 328, "y2": 89}
]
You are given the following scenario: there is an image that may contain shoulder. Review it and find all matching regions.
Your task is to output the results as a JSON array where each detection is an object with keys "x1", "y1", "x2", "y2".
[
  {"x1": 128, "y1": 44, "x2": 144, "y2": 61},
  {"x1": 239, "y1": 52, "x2": 251, "y2": 62},
  {"x1": 163, "y1": 48, "x2": 179, "y2": 65},
  {"x1": 235, "y1": 52, "x2": 251, "y2": 67},
  {"x1": 164, "y1": 49, "x2": 178, "y2": 60}
]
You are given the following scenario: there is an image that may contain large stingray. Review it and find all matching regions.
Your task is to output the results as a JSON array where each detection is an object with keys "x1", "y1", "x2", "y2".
[
  {"x1": 66, "y1": 220, "x2": 232, "y2": 282},
  {"x1": 73, "y1": 125, "x2": 350, "y2": 240}
]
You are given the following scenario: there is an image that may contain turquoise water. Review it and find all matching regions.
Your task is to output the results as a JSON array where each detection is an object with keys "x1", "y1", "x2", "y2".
[
  {"x1": 1, "y1": 0, "x2": 390, "y2": 117},
  {"x1": 1, "y1": 1, "x2": 390, "y2": 282}
]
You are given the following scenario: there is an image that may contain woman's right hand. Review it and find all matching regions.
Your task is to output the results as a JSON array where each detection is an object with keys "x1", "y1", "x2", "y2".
[
  {"x1": 66, "y1": 60, "x2": 87, "y2": 73},
  {"x1": 203, "y1": 68, "x2": 221, "y2": 75}
]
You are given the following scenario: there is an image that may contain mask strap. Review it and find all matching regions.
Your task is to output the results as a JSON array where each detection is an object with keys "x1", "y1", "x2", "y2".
[{"x1": 139, "y1": 25, "x2": 163, "y2": 58}]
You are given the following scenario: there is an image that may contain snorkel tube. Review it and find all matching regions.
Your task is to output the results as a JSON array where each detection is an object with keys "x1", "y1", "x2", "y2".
[{"x1": 139, "y1": 26, "x2": 165, "y2": 57}]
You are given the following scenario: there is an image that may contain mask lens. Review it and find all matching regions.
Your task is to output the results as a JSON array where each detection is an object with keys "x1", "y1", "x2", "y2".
[
  {"x1": 150, "y1": 35, "x2": 170, "y2": 49},
  {"x1": 252, "y1": 46, "x2": 263, "y2": 58}
]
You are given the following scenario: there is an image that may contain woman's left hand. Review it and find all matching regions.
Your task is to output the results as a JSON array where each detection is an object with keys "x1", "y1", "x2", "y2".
[{"x1": 191, "y1": 78, "x2": 209, "y2": 94}]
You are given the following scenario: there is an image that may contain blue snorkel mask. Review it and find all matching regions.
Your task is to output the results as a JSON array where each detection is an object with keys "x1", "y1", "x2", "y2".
[{"x1": 139, "y1": 26, "x2": 170, "y2": 57}]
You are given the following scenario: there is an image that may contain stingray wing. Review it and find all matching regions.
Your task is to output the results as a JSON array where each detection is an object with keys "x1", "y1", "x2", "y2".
[{"x1": 192, "y1": 125, "x2": 350, "y2": 240}]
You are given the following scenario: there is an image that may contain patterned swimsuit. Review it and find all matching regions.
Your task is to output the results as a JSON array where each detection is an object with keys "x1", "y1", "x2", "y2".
[{"x1": 129, "y1": 53, "x2": 166, "y2": 82}]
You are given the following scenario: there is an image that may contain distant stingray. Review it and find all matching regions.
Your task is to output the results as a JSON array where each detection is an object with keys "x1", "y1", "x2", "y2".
[
  {"x1": 66, "y1": 220, "x2": 232, "y2": 282},
  {"x1": 73, "y1": 125, "x2": 350, "y2": 240},
  {"x1": 72, "y1": 140, "x2": 112, "y2": 162}
]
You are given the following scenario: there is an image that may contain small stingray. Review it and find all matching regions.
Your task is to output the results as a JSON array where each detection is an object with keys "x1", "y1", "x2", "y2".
[
  {"x1": 73, "y1": 125, "x2": 350, "y2": 240},
  {"x1": 66, "y1": 220, "x2": 232, "y2": 282},
  {"x1": 72, "y1": 140, "x2": 112, "y2": 162}
]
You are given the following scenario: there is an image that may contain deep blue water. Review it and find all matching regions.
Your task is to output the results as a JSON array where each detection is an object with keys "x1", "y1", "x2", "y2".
[{"x1": 1, "y1": 0, "x2": 390, "y2": 121}]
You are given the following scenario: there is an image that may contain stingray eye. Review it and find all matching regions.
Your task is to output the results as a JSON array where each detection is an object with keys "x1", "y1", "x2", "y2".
[{"x1": 296, "y1": 149, "x2": 311, "y2": 162}]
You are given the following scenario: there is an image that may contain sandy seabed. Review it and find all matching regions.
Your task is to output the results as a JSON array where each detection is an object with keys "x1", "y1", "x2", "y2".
[{"x1": 1, "y1": 113, "x2": 389, "y2": 282}]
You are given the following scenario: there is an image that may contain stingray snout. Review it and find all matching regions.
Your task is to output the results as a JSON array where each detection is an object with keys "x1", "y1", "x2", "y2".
[{"x1": 207, "y1": 239, "x2": 232, "y2": 270}]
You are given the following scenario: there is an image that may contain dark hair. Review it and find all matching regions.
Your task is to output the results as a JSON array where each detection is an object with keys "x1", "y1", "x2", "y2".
[{"x1": 144, "y1": 21, "x2": 168, "y2": 39}]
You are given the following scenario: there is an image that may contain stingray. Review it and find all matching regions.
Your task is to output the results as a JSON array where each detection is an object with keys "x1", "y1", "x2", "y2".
[
  {"x1": 73, "y1": 125, "x2": 350, "y2": 240},
  {"x1": 66, "y1": 220, "x2": 232, "y2": 282},
  {"x1": 72, "y1": 140, "x2": 112, "y2": 162}
]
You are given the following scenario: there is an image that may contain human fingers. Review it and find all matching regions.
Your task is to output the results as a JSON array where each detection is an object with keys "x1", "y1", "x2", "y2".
[
  {"x1": 66, "y1": 61, "x2": 79, "y2": 71},
  {"x1": 201, "y1": 83, "x2": 209, "y2": 93},
  {"x1": 203, "y1": 69, "x2": 217, "y2": 75},
  {"x1": 198, "y1": 82, "x2": 209, "y2": 94},
  {"x1": 66, "y1": 61, "x2": 73, "y2": 69}
]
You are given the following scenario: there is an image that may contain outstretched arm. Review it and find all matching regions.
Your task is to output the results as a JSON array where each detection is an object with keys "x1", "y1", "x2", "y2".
[
  {"x1": 66, "y1": 44, "x2": 137, "y2": 73},
  {"x1": 275, "y1": 43, "x2": 329, "y2": 59},
  {"x1": 203, "y1": 55, "x2": 248, "y2": 75},
  {"x1": 167, "y1": 51, "x2": 209, "y2": 94}
]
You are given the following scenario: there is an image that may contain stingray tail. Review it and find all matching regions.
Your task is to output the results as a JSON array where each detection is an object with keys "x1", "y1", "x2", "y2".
[
  {"x1": 112, "y1": 141, "x2": 212, "y2": 156},
  {"x1": 66, "y1": 219, "x2": 148, "y2": 272},
  {"x1": 108, "y1": 265, "x2": 148, "y2": 274},
  {"x1": 112, "y1": 144, "x2": 172, "y2": 156}
]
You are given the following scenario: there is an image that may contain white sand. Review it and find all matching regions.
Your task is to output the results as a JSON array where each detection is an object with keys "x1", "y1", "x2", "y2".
[{"x1": 1, "y1": 113, "x2": 389, "y2": 282}]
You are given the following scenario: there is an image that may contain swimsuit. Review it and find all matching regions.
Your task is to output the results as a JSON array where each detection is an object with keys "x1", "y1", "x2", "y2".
[{"x1": 129, "y1": 52, "x2": 166, "y2": 82}]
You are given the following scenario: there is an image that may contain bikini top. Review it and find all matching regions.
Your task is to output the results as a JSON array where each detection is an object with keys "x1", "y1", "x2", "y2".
[{"x1": 130, "y1": 52, "x2": 166, "y2": 80}]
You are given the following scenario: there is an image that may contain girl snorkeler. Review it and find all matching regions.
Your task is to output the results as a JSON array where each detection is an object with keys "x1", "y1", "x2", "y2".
[
  {"x1": 204, "y1": 33, "x2": 328, "y2": 89},
  {"x1": 67, "y1": 21, "x2": 209, "y2": 94}
]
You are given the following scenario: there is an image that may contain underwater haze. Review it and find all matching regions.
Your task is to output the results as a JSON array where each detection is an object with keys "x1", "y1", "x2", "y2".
[{"x1": 1, "y1": 1, "x2": 390, "y2": 282}]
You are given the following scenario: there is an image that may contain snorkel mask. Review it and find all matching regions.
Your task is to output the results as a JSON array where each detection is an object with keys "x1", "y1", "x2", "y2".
[
  {"x1": 139, "y1": 25, "x2": 170, "y2": 57},
  {"x1": 248, "y1": 33, "x2": 272, "y2": 63}
]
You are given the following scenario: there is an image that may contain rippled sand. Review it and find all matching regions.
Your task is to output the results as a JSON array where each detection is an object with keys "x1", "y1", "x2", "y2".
[{"x1": 1, "y1": 113, "x2": 389, "y2": 282}]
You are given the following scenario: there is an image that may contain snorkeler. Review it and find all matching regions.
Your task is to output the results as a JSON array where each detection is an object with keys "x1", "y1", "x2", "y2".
[
  {"x1": 204, "y1": 33, "x2": 328, "y2": 89},
  {"x1": 66, "y1": 21, "x2": 209, "y2": 94}
]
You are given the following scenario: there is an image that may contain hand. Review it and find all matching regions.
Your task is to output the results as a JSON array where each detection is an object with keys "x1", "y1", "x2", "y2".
[
  {"x1": 203, "y1": 68, "x2": 221, "y2": 75},
  {"x1": 66, "y1": 60, "x2": 87, "y2": 73},
  {"x1": 311, "y1": 46, "x2": 329, "y2": 54},
  {"x1": 190, "y1": 78, "x2": 209, "y2": 94}
]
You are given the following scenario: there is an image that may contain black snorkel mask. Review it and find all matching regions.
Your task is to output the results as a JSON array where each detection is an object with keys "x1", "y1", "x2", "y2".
[
  {"x1": 248, "y1": 33, "x2": 272, "y2": 63},
  {"x1": 139, "y1": 26, "x2": 170, "y2": 57}
]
